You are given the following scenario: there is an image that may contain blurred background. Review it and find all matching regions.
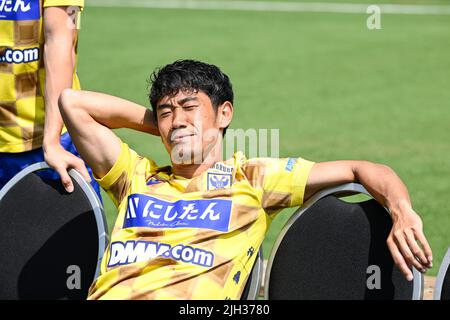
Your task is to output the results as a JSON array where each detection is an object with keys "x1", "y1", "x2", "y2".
[{"x1": 78, "y1": 0, "x2": 450, "y2": 276}]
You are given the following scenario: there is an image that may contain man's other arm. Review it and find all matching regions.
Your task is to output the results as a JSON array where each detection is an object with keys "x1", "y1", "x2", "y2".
[{"x1": 304, "y1": 160, "x2": 433, "y2": 281}]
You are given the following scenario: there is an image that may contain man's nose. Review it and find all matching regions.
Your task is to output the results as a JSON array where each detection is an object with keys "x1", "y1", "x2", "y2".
[{"x1": 172, "y1": 107, "x2": 188, "y2": 128}]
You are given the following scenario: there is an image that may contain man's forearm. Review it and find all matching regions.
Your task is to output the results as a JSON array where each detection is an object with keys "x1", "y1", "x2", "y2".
[
  {"x1": 353, "y1": 161, "x2": 412, "y2": 220},
  {"x1": 42, "y1": 16, "x2": 75, "y2": 147},
  {"x1": 60, "y1": 89, "x2": 158, "y2": 135},
  {"x1": 41, "y1": 7, "x2": 97, "y2": 192},
  {"x1": 354, "y1": 161, "x2": 433, "y2": 276}
]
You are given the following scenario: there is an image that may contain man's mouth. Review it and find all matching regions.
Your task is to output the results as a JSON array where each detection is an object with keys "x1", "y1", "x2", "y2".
[{"x1": 170, "y1": 133, "x2": 196, "y2": 144}]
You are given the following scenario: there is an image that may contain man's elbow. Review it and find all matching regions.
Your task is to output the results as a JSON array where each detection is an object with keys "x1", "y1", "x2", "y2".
[
  {"x1": 369, "y1": 161, "x2": 393, "y2": 173},
  {"x1": 58, "y1": 89, "x2": 77, "y2": 115},
  {"x1": 353, "y1": 160, "x2": 395, "y2": 179}
]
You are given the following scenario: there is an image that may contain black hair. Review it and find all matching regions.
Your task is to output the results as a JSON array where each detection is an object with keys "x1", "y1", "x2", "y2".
[{"x1": 148, "y1": 59, "x2": 234, "y2": 135}]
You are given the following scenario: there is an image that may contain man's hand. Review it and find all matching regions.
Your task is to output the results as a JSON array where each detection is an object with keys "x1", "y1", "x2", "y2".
[
  {"x1": 43, "y1": 143, "x2": 91, "y2": 193},
  {"x1": 387, "y1": 202, "x2": 433, "y2": 280}
]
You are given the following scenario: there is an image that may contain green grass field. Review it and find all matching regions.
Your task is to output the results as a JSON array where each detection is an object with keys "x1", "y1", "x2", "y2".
[{"x1": 78, "y1": 1, "x2": 450, "y2": 276}]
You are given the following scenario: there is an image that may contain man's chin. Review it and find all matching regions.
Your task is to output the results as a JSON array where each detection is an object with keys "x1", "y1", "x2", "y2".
[{"x1": 170, "y1": 147, "x2": 203, "y2": 165}]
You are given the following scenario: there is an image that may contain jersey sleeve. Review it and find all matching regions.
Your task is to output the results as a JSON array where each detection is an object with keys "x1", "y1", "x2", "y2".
[
  {"x1": 43, "y1": 0, "x2": 84, "y2": 8},
  {"x1": 242, "y1": 157, "x2": 315, "y2": 216},
  {"x1": 94, "y1": 142, "x2": 140, "y2": 208}
]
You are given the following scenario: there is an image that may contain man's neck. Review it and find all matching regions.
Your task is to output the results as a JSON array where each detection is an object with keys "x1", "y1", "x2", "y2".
[
  {"x1": 171, "y1": 162, "x2": 215, "y2": 179},
  {"x1": 171, "y1": 142, "x2": 223, "y2": 179}
]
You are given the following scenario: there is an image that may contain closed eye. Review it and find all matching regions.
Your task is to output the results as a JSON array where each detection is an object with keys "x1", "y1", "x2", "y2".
[{"x1": 159, "y1": 111, "x2": 171, "y2": 118}]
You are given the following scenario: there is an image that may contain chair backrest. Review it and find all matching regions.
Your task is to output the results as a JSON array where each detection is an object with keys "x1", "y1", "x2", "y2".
[
  {"x1": 0, "y1": 162, "x2": 108, "y2": 300},
  {"x1": 264, "y1": 183, "x2": 423, "y2": 300},
  {"x1": 241, "y1": 248, "x2": 263, "y2": 300},
  {"x1": 434, "y1": 248, "x2": 450, "y2": 300}
]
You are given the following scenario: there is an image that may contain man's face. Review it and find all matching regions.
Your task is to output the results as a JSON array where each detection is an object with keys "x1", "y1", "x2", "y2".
[{"x1": 156, "y1": 90, "x2": 226, "y2": 165}]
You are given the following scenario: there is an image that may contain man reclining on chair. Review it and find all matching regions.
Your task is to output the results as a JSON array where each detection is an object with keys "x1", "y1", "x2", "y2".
[{"x1": 59, "y1": 59, "x2": 433, "y2": 300}]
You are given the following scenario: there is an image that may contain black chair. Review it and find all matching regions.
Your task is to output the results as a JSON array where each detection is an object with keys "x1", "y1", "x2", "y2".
[
  {"x1": 241, "y1": 248, "x2": 263, "y2": 300},
  {"x1": 434, "y1": 247, "x2": 450, "y2": 300},
  {"x1": 264, "y1": 183, "x2": 423, "y2": 300},
  {"x1": 0, "y1": 162, "x2": 108, "y2": 300}
]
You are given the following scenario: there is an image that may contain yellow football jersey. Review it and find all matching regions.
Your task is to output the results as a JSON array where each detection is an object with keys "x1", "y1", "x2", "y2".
[
  {"x1": 88, "y1": 142, "x2": 315, "y2": 300},
  {"x1": 0, "y1": 0, "x2": 84, "y2": 153}
]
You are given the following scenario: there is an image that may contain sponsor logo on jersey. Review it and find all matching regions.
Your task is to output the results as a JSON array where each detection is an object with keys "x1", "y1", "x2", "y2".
[
  {"x1": 0, "y1": 0, "x2": 40, "y2": 21},
  {"x1": 123, "y1": 194, "x2": 232, "y2": 232},
  {"x1": 285, "y1": 158, "x2": 296, "y2": 172},
  {"x1": 211, "y1": 162, "x2": 233, "y2": 174},
  {"x1": 146, "y1": 177, "x2": 162, "y2": 186},
  {"x1": 107, "y1": 240, "x2": 214, "y2": 268},
  {"x1": 0, "y1": 48, "x2": 39, "y2": 63}
]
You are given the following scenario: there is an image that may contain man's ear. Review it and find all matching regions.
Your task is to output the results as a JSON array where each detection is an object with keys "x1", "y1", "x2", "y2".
[
  {"x1": 145, "y1": 108, "x2": 160, "y2": 136},
  {"x1": 217, "y1": 101, "x2": 233, "y2": 130}
]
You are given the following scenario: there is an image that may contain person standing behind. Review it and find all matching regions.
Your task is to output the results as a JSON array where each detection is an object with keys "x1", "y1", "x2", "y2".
[{"x1": 0, "y1": 0, "x2": 101, "y2": 197}]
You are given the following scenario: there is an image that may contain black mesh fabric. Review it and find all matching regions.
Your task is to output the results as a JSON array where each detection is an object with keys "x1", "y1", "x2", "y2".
[
  {"x1": 241, "y1": 250, "x2": 262, "y2": 300},
  {"x1": 268, "y1": 195, "x2": 414, "y2": 300},
  {"x1": 440, "y1": 263, "x2": 450, "y2": 300},
  {"x1": 241, "y1": 268, "x2": 253, "y2": 300},
  {"x1": 0, "y1": 170, "x2": 100, "y2": 300}
]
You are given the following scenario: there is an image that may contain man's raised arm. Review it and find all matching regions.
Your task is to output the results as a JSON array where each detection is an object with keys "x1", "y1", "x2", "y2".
[
  {"x1": 58, "y1": 89, "x2": 158, "y2": 179},
  {"x1": 304, "y1": 160, "x2": 433, "y2": 281}
]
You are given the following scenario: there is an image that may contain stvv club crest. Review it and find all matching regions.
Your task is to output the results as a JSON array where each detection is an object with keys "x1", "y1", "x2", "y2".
[
  {"x1": 207, "y1": 173, "x2": 232, "y2": 191},
  {"x1": 206, "y1": 162, "x2": 233, "y2": 191}
]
